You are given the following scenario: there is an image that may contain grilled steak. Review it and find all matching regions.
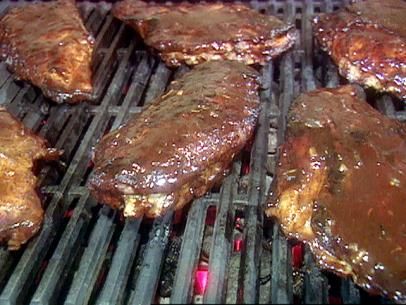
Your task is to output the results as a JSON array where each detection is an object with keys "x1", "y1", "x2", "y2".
[
  {"x1": 89, "y1": 61, "x2": 260, "y2": 218},
  {"x1": 112, "y1": 0, "x2": 296, "y2": 67},
  {"x1": 313, "y1": 0, "x2": 406, "y2": 100},
  {"x1": 0, "y1": 0, "x2": 95, "y2": 103},
  {"x1": 0, "y1": 108, "x2": 60, "y2": 250},
  {"x1": 266, "y1": 85, "x2": 406, "y2": 302}
]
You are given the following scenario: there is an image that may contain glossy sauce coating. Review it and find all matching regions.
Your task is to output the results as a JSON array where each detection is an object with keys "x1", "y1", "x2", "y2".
[
  {"x1": 0, "y1": 108, "x2": 60, "y2": 250},
  {"x1": 267, "y1": 85, "x2": 406, "y2": 303},
  {"x1": 0, "y1": 0, "x2": 94, "y2": 103},
  {"x1": 113, "y1": 0, "x2": 296, "y2": 66},
  {"x1": 89, "y1": 61, "x2": 260, "y2": 218},
  {"x1": 313, "y1": 0, "x2": 406, "y2": 100}
]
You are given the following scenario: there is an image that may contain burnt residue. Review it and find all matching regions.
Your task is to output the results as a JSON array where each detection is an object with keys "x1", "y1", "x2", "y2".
[
  {"x1": 313, "y1": 0, "x2": 406, "y2": 101},
  {"x1": 112, "y1": 0, "x2": 296, "y2": 66},
  {"x1": 267, "y1": 85, "x2": 406, "y2": 303},
  {"x1": 89, "y1": 61, "x2": 261, "y2": 218},
  {"x1": 0, "y1": 1, "x2": 95, "y2": 103},
  {"x1": 0, "y1": 108, "x2": 60, "y2": 250},
  {"x1": 158, "y1": 236, "x2": 182, "y2": 298}
]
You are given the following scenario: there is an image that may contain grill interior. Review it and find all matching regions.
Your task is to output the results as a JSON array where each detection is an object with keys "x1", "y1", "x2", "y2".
[{"x1": 0, "y1": 1, "x2": 403, "y2": 304}]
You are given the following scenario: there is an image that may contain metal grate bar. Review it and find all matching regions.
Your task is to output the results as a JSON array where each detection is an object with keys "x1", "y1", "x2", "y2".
[
  {"x1": 46, "y1": 44, "x2": 135, "y2": 305},
  {"x1": 277, "y1": 0, "x2": 295, "y2": 142},
  {"x1": 95, "y1": 219, "x2": 141, "y2": 305},
  {"x1": 318, "y1": 9, "x2": 362, "y2": 303},
  {"x1": 93, "y1": 14, "x2": 116, "y2": 54},
  {"x1": 170, "y1": 199, "x2": 209, "y2": 304},
  {"x1": 118, "y1": 61, "x2": 181, "y2": 304},
  {"x1": 92, "y1": 22, "x2": 126, "y2": 103},
  {"x1": 7, "y1": 86, "x2": 36, "y2": 119},
  {"x1": 0, "y1": 250, "x2": 14, "y2": 294},
  {"x1": 270, "y1": 3, "x2": 296, "y2": 303},
  {"x1": 304, "y1": 247, "x2": 329, "y2": 304},
  {"x1": 271, "y1": 222, "x2": 293, "y2": 304},
  {"x1": 325, "y1": 58, "x2": 340, "y2": 89},
  {"x1": 38, "y1": 103, "x2": 70, "y2": 139},
  {"x1": 341, "y1": 278, "x2": 361, "y2": 304},
  {"x1": 0, "y1": 64, "x2": 11, "y2": 89},
  {"x1": 111, "y1": 52, "x2": 154, "y2": 130},
  {"x1": 92, "y1": 52, "x2": 164, "y2": 305},
  {"x1": 60, "y1": 43, "x2": 134, "y2": 191},
  {"x1": 301, "y1": 0, "x2": 316, "y2": 91},
  {"x1": 0, "y1": 202, "x2": 61, "y2": 305},
  {"x1": 0, "y1": 77, "x2": 24, "y2": 108},
  {"x1": 83, "y1": 8, "x2": 98, "y2": 29},
  {"x1": 47, "y1": 44, "x2": 167, "y2": 305},
  {"x1": 30, "y1": 194, "x2": 95, "y2": 305},
  {"x1": 64, "y1": 206, "x2": 116, "y2": 305},
  {"x1": 0, "y1": 2, "x2": 9, "y2": 16},
  {"x1": 323, "y1": 1, "x2": 340, "y2": 90},
  {"x1": 394, "y1": 111, "x2": 406, "y2": 121},
  {"x1": 271, "y1": 67, "x2": 294, "y2": 304},
  {"x1": 240, "y1": 63, "x2": 273, "y2": 304},
  {"x1": 0, "y1": 29, "x2": 133, "y2": 305},
  {"x1": 376, "y1": 95, "x2": 396, "y2": 117},
  {"x1": 52, "y1": 104, "x2": 89, "y2": 158},
  {"x1": 300, "y1": 2, "x2": 331, "y2": 302},
  {"x1": 91, "y1": 104, "x2": 143, "y2": 115},
  {"x1": 21, "y1": 101, "x2": 46, "y2": 131},
  {"x1": 79, "y1": 4, "x2": 93, "y2": 22},
  {"x1": 143, "y1": 63, "x2": 171, "y2": 105},
  {"x1": 203, "y1": 164, "x2": 239, "y2": 304},
  {"x1": 0, "y1": 2, "x2": 402, "y2": 304},
  {"x1": 85, "y1": 7, "x2": 108, "y2": 36},
  {"x1": 276, "y1": 52, "x2": 294, "y2": 140},
  {"x1": 128, "y1": 211, "x2": 174, "y2": 305},
  {"x1": 93, "y1": 59, "x2": 184, "y2": 305}
]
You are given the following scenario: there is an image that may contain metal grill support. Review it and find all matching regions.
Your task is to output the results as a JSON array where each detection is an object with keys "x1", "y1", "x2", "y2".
[{"x1": 0, "y1": 1, "x2": 401, "y2": 305}]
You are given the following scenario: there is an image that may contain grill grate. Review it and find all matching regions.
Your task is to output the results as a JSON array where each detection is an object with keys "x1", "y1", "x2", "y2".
[{"x1": 0, "y1": 1, "x2": 402, "y2": 304}]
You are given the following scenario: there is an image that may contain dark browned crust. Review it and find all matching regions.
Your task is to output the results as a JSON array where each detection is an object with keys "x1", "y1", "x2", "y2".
[
  {"x1": 313, "y1": 0, "x2": 406, "y2": 101},
  {"x1": 0, "y1": 108, "x2": 60, "y2": 250},
  {"x1": 0, "y1": 0, "x2": 95, "y2": 103},
  {"x1": 112, "y1": 0, "x2": 296, "y2": 67},
  {"x1": 89, "y1": 61, "x2": 261, "y2": 218},
  {"x1": 266, "y1": 85, "x2": 406, "y2": 303}
]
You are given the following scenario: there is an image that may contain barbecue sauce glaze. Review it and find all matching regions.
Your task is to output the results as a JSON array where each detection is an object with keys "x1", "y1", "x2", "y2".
[
  {"x1": 89, "y1": 61, "x2": 260, "y2": 218},
  {"x1": 113, "y1": 1, "x2": 296, "y2": 66},
  {"x1": 267, "y1": 85, "x2": 406, "y2": 303},
  {"x1": 0, "y1": 108, "x2": 60, "y2": 250},
  {"x1": 313, "y1": 0, "x2": 406, "y2": 100},
  {"x1": 0, "y1": 0, "x2": 94, "y2": 103}
]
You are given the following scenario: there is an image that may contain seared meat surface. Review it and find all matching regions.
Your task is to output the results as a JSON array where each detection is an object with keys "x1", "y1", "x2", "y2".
[
  {"x1": 313, "y1": 0, "x2": 406, "y2": 100},
  {"x1": 266, "y1": 85, "x2": 406, "y2": 302},
  {"x1": 112, "y1": 0, "x2": 296, "y2": 67},
  {"x1": 89, "y1": 61, "x2": 260, "y2": 218},
  {"x1": 0, "y1": 108, "x2": 60, "y2": 250},
  {"x1": 0, "y1": 0, "x2": 94, "y2": 103}
]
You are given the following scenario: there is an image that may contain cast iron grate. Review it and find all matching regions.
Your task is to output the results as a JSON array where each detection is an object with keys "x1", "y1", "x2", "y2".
[{"x1": 0, "y1": 1, "x2": 402, "y2": 304}]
